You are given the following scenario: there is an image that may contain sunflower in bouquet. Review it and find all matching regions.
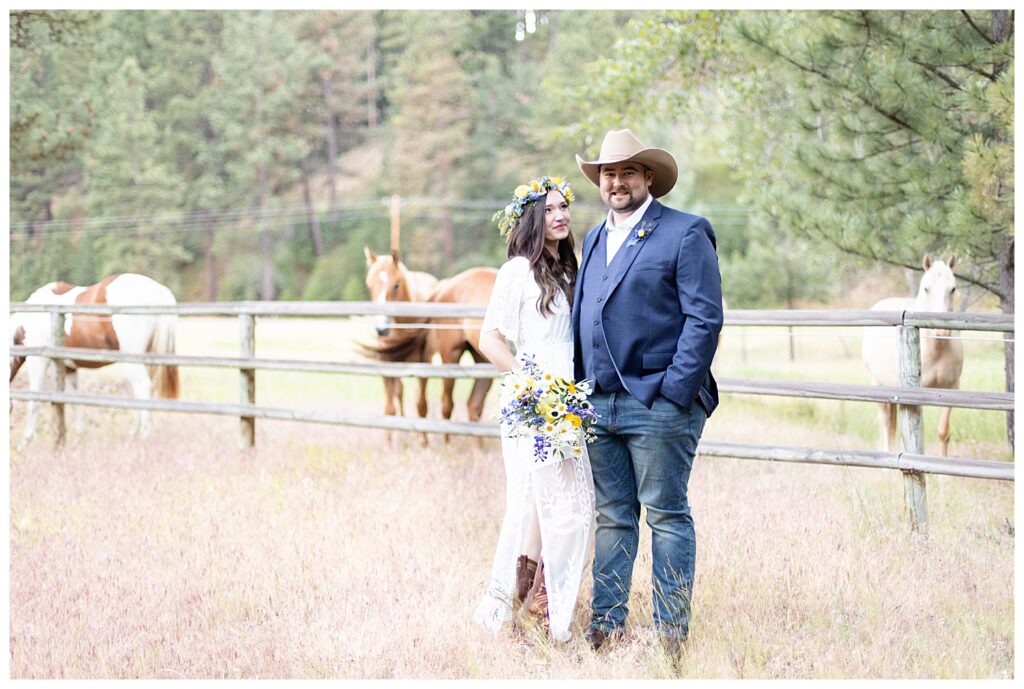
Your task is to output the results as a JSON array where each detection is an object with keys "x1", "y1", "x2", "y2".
[{"x1": 497, "y1": 355, "x2": 598, "y2": 462}]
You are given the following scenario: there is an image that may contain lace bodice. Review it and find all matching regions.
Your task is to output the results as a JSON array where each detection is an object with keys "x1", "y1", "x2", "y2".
[{"x1": 481, "y1": 257, "x2": 573, "y2": 377}]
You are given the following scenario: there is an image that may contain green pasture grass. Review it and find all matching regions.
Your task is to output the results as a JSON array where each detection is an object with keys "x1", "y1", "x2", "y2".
[{"x1": 68, "y1": 318, "x2": 1012, "y2": 459}]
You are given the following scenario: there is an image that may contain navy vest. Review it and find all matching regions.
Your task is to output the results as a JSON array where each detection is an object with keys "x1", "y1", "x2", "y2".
[{"x1": 579, "y1": 228, "x2": 625, "y2": 393}]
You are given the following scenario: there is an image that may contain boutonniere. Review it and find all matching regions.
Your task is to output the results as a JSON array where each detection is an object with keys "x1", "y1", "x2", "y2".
[{"x1": 626, "y1": 220, "x2": 656, "y2": 247}]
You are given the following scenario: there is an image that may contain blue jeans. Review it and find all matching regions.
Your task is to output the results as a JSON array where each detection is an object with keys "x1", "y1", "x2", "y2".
[{"x1": 587, "y1": 391, "x2": 706, "y2": 639}]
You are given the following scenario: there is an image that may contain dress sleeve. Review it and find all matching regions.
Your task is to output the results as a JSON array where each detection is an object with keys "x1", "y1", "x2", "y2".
[{"x1": 482, "y1": 257, "x2": 530, "y2": 346}]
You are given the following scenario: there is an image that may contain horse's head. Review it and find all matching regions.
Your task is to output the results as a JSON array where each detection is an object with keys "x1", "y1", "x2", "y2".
[
  {"x1": 916, "y1": 254, "x2": 957, "y2": 313},
  {"x1": 10, "y1": 322, "x2": 26, "y2": 383},
  {"x1": 364, "y1": 247, "x2": 411, "y2": 336}
]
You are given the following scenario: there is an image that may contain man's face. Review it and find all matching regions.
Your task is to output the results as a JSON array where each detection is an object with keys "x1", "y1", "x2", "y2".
[{"x1": 599, "y1": 162, "x2": 654, "y2": 214}]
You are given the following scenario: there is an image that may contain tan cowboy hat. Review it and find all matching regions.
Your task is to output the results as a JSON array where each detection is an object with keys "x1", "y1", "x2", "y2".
[{"x1": 575, "y1": 129, "x2": 678, "y2": 198}]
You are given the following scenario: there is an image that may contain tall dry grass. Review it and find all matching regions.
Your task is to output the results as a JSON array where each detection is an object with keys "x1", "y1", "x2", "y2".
[
  {"x1": 9, "y1": 399, "x2": 1014, "y2": 679},
  {"x1": 8, "y1": 315, "x2": 1014, "y2": 677}
]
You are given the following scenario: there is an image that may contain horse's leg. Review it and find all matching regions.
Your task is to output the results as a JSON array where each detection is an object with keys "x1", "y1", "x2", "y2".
[
  {"x1": 382, "y1": 376, "x2": 398, "y2": 448},
  {"x1": 20, "y1": 356, "x2": 49, "y2": 445},
  {"x1": 886, "y1": 403, "x2": 898, "y2": 452},
  {"x1": 937, "y1": 406, "x2": 953, "y2": 457},
  {"x1": 123, "y1": 363, "x2": 152, "y2": 438},
  {"x1": 441, "y1": 378, "x2": 456, "y2": 444},
  {"x1": 875, "y1": 402, "x2": 895, "y2": 452},
  {"x1": 416, "y1": 377, "x2": 429, "y2": 447},
  {"x1": 397, "y1": 377, "x2": 408, "y2": 445},
  {"x1": 65, "y1": 368, "x2": 84, "y2": 434}
]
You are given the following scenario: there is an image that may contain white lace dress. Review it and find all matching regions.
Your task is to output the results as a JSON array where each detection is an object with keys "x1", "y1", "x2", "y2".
[{"x1": 472, "y1": 256, "x2": 596, "y2": 641}]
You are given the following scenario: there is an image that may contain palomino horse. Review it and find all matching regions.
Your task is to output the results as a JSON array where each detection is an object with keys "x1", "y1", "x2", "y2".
[
  {"x1": 11, "y1": 273, "x2": 180, "y2": 443},
  {"x1": 861, "y1": 255, "x2": 964, "y2": 456},
  {"x1": 363, "y1": 247, "x2": 438, "y2": 438},
  {"x1": 363, "y1": 265, "x2": 497, "y2": 443},
  {"x1": 427, "y1": 267, "x2": 498, "y2": 441}
]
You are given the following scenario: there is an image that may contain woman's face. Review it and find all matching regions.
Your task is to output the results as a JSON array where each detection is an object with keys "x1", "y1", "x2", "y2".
[{"x1": 543, "y1": 190, "x2": 570, "y2": 248}]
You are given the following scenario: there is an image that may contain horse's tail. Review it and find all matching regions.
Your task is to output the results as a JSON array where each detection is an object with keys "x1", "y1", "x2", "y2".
[
  {"x1": 359, "y1": 328, "x2": 429, "y2": 362},
  {"x1": 149, "y1": 314, "x2": 180, "y2": 399}
]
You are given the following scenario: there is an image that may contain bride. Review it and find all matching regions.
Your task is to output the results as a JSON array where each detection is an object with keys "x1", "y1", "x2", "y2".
[{"x1": 472, "y1": 176, "x2": 596, "y2": 641}]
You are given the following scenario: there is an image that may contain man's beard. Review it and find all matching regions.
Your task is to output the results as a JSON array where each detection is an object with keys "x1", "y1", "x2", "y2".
[{"x1": 606, "y1": 188, "x2": 648, "y2": 213}]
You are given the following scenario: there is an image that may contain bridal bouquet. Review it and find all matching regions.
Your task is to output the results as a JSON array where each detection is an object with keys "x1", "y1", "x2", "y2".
[{"x1": 497, "y1": 355, "x2": 599, "y2": 462}]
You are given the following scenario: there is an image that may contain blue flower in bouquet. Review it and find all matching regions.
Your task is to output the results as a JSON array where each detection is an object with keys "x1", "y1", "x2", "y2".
[{"x1": 497, "y1": 355, "x2": 599, "y2": 462}]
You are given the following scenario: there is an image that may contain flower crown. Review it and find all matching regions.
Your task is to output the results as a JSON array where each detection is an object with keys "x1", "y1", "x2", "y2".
[{"x1": 492, "y1": 175, "x2": 575, "y2": 236}]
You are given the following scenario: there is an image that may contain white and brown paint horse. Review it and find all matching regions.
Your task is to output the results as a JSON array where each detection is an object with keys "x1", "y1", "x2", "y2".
[
  {"x1": 11, "y1": 273, "x2": 179, "y2": 443},
  {"x1": 363, "y1": 247, "x2": 439, "y2": 439},
  {"x1": 861, "y1": 255, "x2": 964, "y2": 456}
]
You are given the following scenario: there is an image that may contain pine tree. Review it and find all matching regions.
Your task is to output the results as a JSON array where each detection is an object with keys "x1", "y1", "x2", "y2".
[
  {"x1": 211, "y1": 11, "x2": 318, "y2": 299},
  {"x1": 382, "y1": 11, "x2": 475, "y2": 272},
  {"x1": 82, "y1": 55, "x2": 192, "y2": 286}
]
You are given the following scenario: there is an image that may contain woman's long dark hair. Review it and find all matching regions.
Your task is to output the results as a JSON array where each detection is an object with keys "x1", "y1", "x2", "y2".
[{"x1": 506, "y1": 193, "x2": 578, "y2": 316}]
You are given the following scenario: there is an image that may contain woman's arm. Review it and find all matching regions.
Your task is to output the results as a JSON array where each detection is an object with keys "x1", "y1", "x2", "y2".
[{"x1": 478, "y1": 329, "x2": 518, "y2": 373}]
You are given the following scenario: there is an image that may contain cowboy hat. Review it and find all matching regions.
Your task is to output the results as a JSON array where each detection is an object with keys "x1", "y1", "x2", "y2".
[{"x1": 575, "y1": 129, "x2": 678, "y2": 198}]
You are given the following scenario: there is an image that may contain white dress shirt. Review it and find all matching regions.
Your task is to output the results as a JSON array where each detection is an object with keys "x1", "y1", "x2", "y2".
[{"x1": 604, "y1": 193, "x2": 655, "y2": 265}]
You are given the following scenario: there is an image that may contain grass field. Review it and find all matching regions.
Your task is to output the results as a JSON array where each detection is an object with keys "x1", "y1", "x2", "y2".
[{"x1": 8, "y1": 317, "x2": 1015, "y2": 678}]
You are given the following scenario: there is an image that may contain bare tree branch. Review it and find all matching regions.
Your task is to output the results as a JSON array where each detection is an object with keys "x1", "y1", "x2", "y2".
[{"x1": 961, "y1": 10, "x2": 996, "y2": 45}]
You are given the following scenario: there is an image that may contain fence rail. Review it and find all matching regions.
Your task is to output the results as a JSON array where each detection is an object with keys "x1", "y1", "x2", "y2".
[
  {"x1": 9, "y1": 390, "x2": 1013, "y2": 483},
  {"x1": 11, "y1": 345, "x2": 1015, "y2": 411},
  {"x1": 10, "y1": 301, "x2": 1014, "y2": 530},
  {"x1": 10, "y1": 301, "x2": 1017, "y2": 331}
]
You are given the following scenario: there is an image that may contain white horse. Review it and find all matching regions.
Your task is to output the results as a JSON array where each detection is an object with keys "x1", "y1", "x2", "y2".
[
  {"x1": 11, "y1": 273, "x2": 179, "y2": 443},
  {"x1": 861, "y1": 255, "x2": 964, "y2": 456}
]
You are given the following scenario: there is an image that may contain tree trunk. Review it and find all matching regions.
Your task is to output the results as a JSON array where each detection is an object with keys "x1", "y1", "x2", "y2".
[
  {"x1": 258, "y1": 162, "x2": 273, "y2": 301},
  {"x1": 367, "y1": 24, "x2": 377, "y2": 130},
  {"x1": 322, "y1": 74, "x2": 338, "y2": 222},
  {"x1": 991, "y1": 10, "x2": 1013, "y2": 51},
  {"x1": 999, "y1": 235, "x2": 1014, "y2": 447},
  {"x1": 786, "y1": 270, "x2": 795, "y2": 362},
  {"x1": 442, "y1": 204, "x2": 453, "y2": 269},
  {"x1": 302, "y1": 166, "x2": 324, "y2": 257},
  {"x1": 261, "y1": 229, "x2": 273, "y2": 300},
  {"x1": 204, "y1": 214, "x2": 217, "y2": 300}
]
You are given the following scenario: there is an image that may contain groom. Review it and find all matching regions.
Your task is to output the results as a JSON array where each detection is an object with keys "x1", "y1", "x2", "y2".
[{"x1": 571, "y1": 129, "x2": 723, "y2": 655}]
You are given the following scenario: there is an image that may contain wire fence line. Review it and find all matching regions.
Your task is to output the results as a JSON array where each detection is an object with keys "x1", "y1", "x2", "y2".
[
  {"x1": 11, "y1": 198, "x2": 752, "y2": 232},
  {"x1": 10, "y1": 197, "x2": 751, "y2": 240}
]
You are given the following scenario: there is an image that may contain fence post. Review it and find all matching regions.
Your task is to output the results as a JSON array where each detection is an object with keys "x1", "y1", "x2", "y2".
[
  {"x1": 49, "y1": 311, "x2": 67, "y2": 446},
  {"x1": 239, "y1": 313, "x2": 255, "y2": 448},
  {"x1": 898, "y1": 323, "x2": 927, "y2": 530}
]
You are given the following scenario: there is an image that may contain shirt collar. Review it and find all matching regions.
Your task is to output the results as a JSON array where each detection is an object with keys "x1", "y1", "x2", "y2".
[{"x1": 605, "y1": 193, "x2": 655, "y2": 233}]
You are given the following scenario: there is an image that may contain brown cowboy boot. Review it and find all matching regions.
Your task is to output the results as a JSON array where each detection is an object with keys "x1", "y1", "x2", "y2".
[
  {"x1": 522, "y1": 559, "x2": 548, "y2": 622},
  {"x1": 514, "y1": 555, "x2": 538, "y2": 607}
]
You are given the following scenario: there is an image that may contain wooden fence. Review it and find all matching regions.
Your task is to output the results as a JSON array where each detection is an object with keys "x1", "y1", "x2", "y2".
[{"x1": 9, "y1": 301, "x2": 1015, "y2": 530}]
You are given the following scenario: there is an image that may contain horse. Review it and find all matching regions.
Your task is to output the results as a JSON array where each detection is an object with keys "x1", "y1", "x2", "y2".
[
  {"x1": 10, "y1": 273, "x2": 180, "y2": 443},
  {"x1": 362, "y1": 264, "x2": 497, "y2": 444},
  {"x1": 362, "y1": 247, "x2": 439, "y2": 442},
  {"x1": 861, "y1": 255, "x2": 964, "y2": 456},
  {"x1": 425, "y1": 267, "x2": 498, "y2": 441}
]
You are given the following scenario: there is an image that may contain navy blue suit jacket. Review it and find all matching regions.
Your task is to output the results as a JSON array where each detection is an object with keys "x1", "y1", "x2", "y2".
[{"x1": 572, "y1": 198, "x2": 723, "y2": 415}]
